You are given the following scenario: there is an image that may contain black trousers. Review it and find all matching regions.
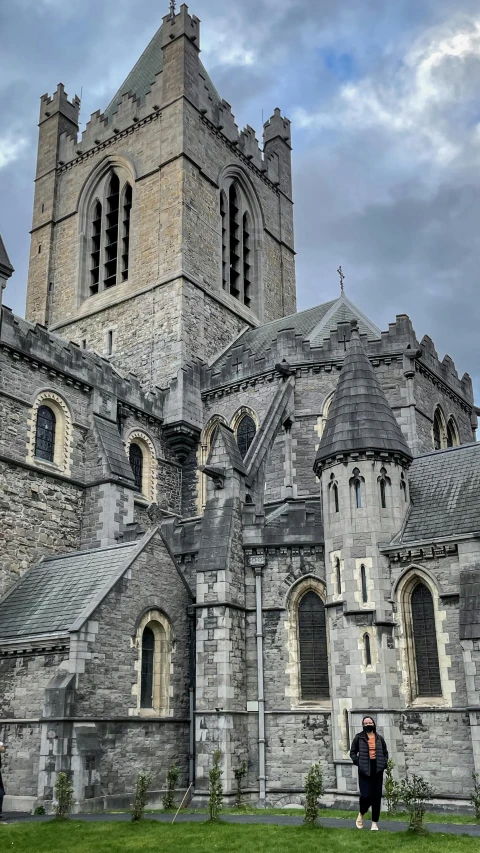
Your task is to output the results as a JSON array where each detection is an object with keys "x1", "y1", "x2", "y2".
[
  {"x1": 0, "y1": 771, "x2": 4, "y2": 814},
  {"x1": 359, "y1": 759, "x2": 383, "y2": 822}
]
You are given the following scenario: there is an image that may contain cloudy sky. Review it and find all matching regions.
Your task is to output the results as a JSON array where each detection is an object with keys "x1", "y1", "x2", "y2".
[{"x1": 1, "y1": 0, "x2": 480, "y2": 397}]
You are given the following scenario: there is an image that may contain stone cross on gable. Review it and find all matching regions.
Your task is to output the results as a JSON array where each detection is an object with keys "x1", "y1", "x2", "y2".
[{"x1": 169, "y1": 0, "x2": 176, "y2": 18}]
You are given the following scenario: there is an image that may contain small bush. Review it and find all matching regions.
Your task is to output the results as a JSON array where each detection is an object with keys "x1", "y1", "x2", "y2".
[
  {"x1": 304, "y1": 762, "x2": 324, "y2": 826},
  {"x1": 208, "y1": 749, "x2": 223, "y2": 822},
  {"x1": 470, "y1": 772, "x2": 480, "y2": 822},
  {"x1": 233, "y1": 760, "x2": 248, "y2": 809},
  {"x1": 162, "y1": 763, "x2": 180, "y2": 811},
  {"x1": 400, "y1": 774, "x2": 433, "y2": 833},
  {"x1": 385, "y1": 758, "x2": 401, "y2": 815},
  {"x1": 33, "y1": 805, "x2": 46, "y2": 816},
  {"x1": 54, "y1": 772, "x2": 73, "y2": 820},
  {"x1": 131, "y1": 770, "x2": 152, "y2": 822}
]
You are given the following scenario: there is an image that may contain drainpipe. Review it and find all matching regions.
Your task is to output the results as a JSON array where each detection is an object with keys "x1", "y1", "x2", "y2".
[
  {"x1": 188, "y1": 606, "x2": 195, "y2": 789},
  {"x1": 254, "y1": 565, "x2": 266, "y2": 807}
]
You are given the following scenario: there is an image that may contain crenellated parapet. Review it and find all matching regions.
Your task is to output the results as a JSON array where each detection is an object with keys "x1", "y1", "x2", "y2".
[
  {"x1": 39, "y1": 83, "x2": 80, "y2": 126},
  {"x1": 419, "y1": 334, "x2": 474, "y2": 402},
  {"x1": 0, "y1": 307, "x2": 165, "y2": 421}
]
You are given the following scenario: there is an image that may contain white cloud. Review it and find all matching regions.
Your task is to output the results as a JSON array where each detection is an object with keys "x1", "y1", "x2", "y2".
[
  {"x1": 0, "y1": 134, "x2": 28, "y2": 170},
  {"x1": 295, "y1": 16, "x2": 480, "y2": 166}
]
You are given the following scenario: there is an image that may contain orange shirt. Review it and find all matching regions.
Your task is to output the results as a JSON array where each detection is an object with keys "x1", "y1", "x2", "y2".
[{"x1": 367, "y1": 732, "x2": 376, "y2": 758}]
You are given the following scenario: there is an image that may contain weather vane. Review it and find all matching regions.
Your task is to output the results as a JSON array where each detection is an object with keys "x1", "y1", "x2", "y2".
[
  {"x1": 169, "y1": 0, "x2": 176, "y2": 18},
  {"x1": 337, "y1": 265, "x2": 345, "y2": 294}
]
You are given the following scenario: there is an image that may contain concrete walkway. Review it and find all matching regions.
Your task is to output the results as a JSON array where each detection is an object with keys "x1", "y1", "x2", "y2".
[{"x1": 2, "y1": 810, "x2": 480, "y2": 836}]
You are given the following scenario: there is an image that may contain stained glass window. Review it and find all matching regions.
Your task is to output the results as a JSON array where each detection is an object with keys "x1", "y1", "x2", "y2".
[
  {"x1": 129, "y1": 443, "x2": 143, "y2": 492},
  {"x1": 237, "y1": 415, "x2": 256, "y2": 459},
  {"x1": 35, "y1": 405, "x2": 56, "y2": 462},
  {"x1": 298, "y1": 591, "x2": 329, "y2": 700},
  {"x1": 411, "y1": 583, "x2": 442, "y2": 696}
]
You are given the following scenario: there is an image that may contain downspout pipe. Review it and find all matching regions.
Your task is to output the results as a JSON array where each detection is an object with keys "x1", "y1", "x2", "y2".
[
  {"x1": 188, "y1": 606, "x2": 195, "y2": 790},
  {"x1": 254, "y1": 566, "x2": 266, "y2": 807}
]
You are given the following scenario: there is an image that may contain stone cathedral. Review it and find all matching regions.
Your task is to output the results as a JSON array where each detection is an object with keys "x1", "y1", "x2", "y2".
[{"x1": 1, "y1": 3, "x2": 480, "y2": 815}]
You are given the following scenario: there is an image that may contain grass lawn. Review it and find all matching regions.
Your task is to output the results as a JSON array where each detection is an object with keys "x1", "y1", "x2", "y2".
[
  {"x1": 1, "y1": 820, "x2": 480, "y2": 853},
  {"x1": 148, "y1": 806, "x2": 480, "y2": 826}
]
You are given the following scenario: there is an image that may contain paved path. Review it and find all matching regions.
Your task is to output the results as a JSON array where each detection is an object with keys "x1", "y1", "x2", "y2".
[{"x1": 2, "y1": 810, "x2": 480, "y2": 836}]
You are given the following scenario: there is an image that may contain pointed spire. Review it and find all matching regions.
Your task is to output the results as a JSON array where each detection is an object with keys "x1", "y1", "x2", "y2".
[{"x1": 314, "y1": 321, "x2": 412, "y2": 471}]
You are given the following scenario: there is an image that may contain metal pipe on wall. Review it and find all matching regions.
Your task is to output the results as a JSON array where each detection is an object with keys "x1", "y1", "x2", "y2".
[{"x1": 254, "y1": 566, "x2": 266, "y2": 806}]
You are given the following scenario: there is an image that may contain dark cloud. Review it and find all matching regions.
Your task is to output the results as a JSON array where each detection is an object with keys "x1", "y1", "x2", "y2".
[{"x1": 1, "y1": 0, "x2": 480, "y2": 401}]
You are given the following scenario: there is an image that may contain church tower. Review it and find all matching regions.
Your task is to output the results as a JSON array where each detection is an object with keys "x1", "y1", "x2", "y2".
[
  {"x1": 314, "y1": 321, "x2": 413, "y2": 794},
  {"x1": 25, "y1": 3, "x2": 296, "y2": 408}
]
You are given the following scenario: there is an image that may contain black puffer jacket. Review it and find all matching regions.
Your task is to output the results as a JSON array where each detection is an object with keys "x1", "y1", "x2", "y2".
[{"x1": 350, "y1": 731, "x2": 388, "y2": 776}]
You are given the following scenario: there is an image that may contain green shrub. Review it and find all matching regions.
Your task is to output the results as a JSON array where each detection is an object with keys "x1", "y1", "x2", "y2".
[
  {"x1": 384, "y1": 758, "x2": 401, "y2": 815},
  {"x1": 54, "y1": 772, "x2": 73, "y2": 820},
  {"x1": 233, "y1": 760, "x2": 248, "y2": 809},
  {"x1": 131, "y1": 770, "x2": 152, "y2": 822},
  {"x1": 208, "y1": 749, "x2": 223, "y2": 822},
  {"x1": 400, "y1": 774, "x2": 433, "y2": 833},
  {"x1": 162, "y1": 763, "x2": 180, "y2": 811},
  {"x1": 33, "y1": 805, "x2": 46, "y2": 816},
  {"x1": 304, "y1": 762, "x2": 324, "y2": 826},
  {"x1": 470, "y1": 772, "x2": 480, "y2": 822}
]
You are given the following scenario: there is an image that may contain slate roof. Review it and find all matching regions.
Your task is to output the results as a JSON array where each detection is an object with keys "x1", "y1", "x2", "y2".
[
  {"x1": 210, "y1": 295, "x2": 381, "y2": 373},
  {"x1": 103, "y1": 23, "x2": 220, "y2": 121},
  {"x1": 399, "y1": 443, "x2": 480, "y2": 544},
  {"x1": 0, "y1": 233, "x2": 14, "y2": 277},
  {"x1": 0, "y1": 543, "x2": 139, "y2": 640},
  {"x1": 315, "y1": 327, "x2": 412, "y2": 467},
  {"x1": 94, "y1": 415, "x2": 135, "y2": 482}
]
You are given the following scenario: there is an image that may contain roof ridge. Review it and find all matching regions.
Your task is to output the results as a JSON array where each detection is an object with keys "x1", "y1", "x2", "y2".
[
  {"x1": 413, "y1": 441, "x2": 480, "y2": 461},
  {"x1": 42, "y1": 541, "x2": 138, "y2": 562}
]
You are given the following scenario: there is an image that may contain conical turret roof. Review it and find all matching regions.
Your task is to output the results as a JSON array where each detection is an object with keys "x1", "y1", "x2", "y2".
[{"x1": 314, "y1": 323, "x2": 412, "y2": 469}]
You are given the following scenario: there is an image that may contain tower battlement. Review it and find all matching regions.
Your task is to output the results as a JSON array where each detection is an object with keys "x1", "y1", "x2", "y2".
[{"x1": 39, "y1": 83, "x2": 80, "y2": 126}]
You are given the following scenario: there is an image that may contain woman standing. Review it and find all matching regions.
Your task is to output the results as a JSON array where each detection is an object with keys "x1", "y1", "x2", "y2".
[{"x1": 350, "y1": 716, "x2": 388, "y2": 831}]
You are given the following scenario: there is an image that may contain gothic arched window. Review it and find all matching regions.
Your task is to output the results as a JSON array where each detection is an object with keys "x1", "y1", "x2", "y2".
[
  {"x1": 333, "y1": 483, "x2": 339, "y2": 513},
  {"x1": 121, "y1": 182, "x2": 132, "y2": 282},
  {"x1": 400, "y1": 472, "x2": 408, "y2": 502},
  {"x1": 298, "y1": 591, "x2": 329, "y2": 700},
  {"x1": 433, "y1": 407, "x2": 446, "y2": 450},
  {"x1": 219, "y1": 174, "x2": 261, "y2": 314},
  {"x1": 35, "y1": 405, "x2": 56, "y2": 463},
  {"x1": 90, "y1": 200, "x2": 102, "y2": 294},
  {"x1": 411, "y1": 582, "x2": 441, "y2": 696},
  {"x1": 82, "y1": 164, "x2": 134, "y2": 299},
  {"x1": 350, "y1": 468, "x2": 364, "y2": 509},
  {"x1": 361, "y1": 564, "x2": 368, "y2": 603},
  {"x1": 237, "y1": 414, "x2": 256, "y2": 459},
  {"x1": 364, "y1": 633, "x2": 372, "y2": 666},
  {"x1": 140, "y1": 625, "x2": 155, "y2": 709},
  {"x1": 129, "y1": 443, "x2": 143, "y2": 492},
  {"x1": 447, "y1": 417, "x2": 459, "y2": 448},
  {"x1": 335, "y1": 558, "x2": 341, "y2": 595}
]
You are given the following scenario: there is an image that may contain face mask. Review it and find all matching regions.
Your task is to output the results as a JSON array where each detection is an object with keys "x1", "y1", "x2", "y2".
[{"x1": 364, "y1": 725, "x2": 374, "y2": 733}]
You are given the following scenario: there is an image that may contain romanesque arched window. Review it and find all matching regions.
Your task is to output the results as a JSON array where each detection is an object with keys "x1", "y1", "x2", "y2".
[
  {"x1": 236, "y1": 414, "x2": 256, "y2": 459},
  {"x1": 433, "y1": 406, "x2": 447, "y2": 450},
  {"x1": 298, "y1": 591, "x2": 329, "y2": 700},
  {"x1": 219, "y1": 171, "x2": 262, "y2": 316},
  {"x1": 129, "y1": 443, "x2": 143, "y2": 492},
  {"x1": 136, "y1": 610, "x2": 171, "y2": 715},
  {"x1": 35, "y1": 405, "x2": 56, "y2": 463},
  {"x1": 411, "y1": 582, "x2": 441, "y2": 697},
  {"x1": 28, "y1": 391, "x2": 73, "y2": 474},
  {"x1": 447, "y1": 417, "x2": 459, "y2": 448},
  {"x1": 125, "y1": 431, "x2": 157, "y2": 503}
]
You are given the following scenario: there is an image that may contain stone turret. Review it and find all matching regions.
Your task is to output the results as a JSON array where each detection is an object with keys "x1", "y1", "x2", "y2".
[
  {"x1": 0, "y1": 234, "x2": 14, "y2": 311},
  {"x1": 314, "y1": 321, "x2": 411, "y2": 793}
]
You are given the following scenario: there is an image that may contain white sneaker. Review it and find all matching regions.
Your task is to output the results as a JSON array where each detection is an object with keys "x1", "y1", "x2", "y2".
[
  {"x1": 356, "y1": 815, "x2": 364, "y2": 829},
  {"x1": 371, "y1": 822, "x2": 379, "y2": 831}
]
